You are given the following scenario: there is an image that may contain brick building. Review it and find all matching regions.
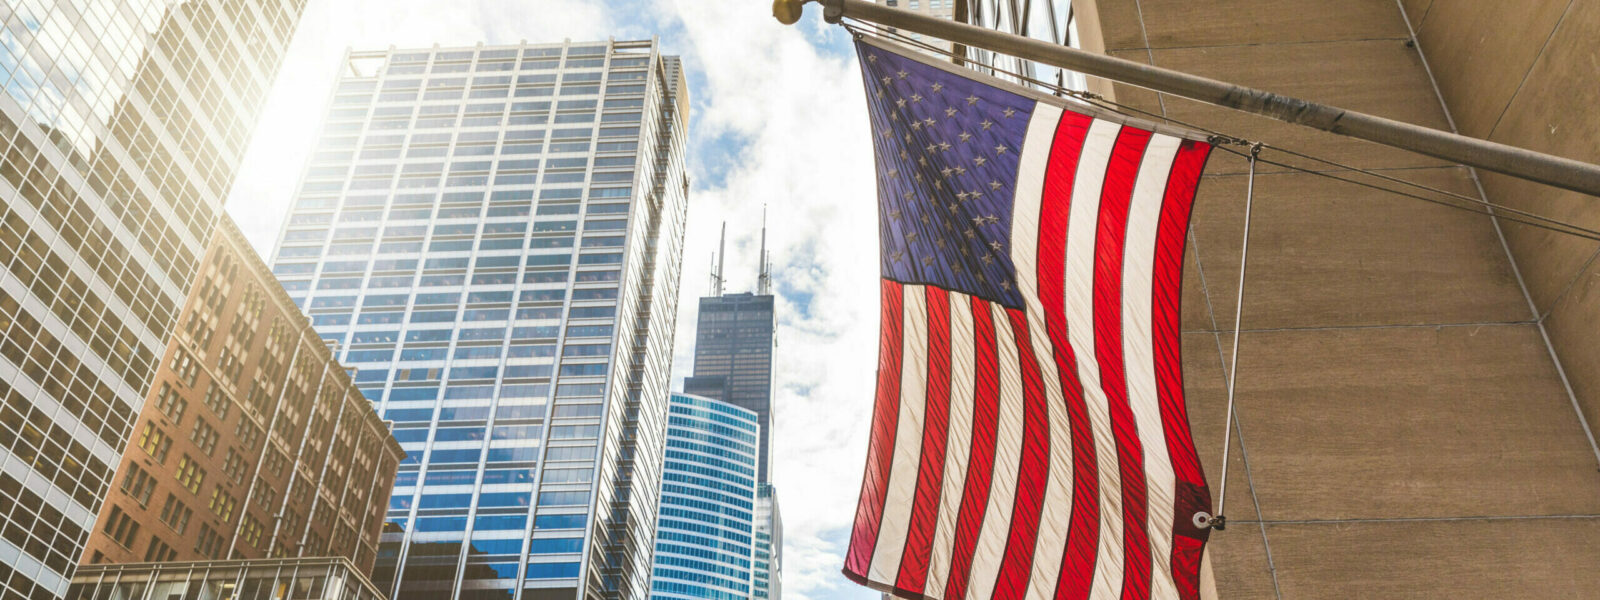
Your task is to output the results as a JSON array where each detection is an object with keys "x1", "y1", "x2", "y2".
[{"x1": 81, "y1": 218, "x2": 403, "y2": 574}]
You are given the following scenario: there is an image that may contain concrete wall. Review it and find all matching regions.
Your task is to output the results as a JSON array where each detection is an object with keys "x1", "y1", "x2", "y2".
[
  {"x1": 1086, "y1": 0, "x2": 1600, "y2": 596},
  {"x1": 1404, "y1": 0, "x2": 1600, "y2": 450}
]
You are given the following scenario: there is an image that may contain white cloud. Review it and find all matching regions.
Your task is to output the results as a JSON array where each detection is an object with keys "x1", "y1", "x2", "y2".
[{"x1": 228, "y1": 2, "x2": 880, "y2": 598}]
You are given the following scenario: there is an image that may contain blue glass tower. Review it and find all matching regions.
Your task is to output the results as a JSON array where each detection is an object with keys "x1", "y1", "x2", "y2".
[
  {"x1": 268, "y1": 40, "x2": 690, "y2": 600},
  {"x1": 650, "y1": 393, "x2": 759, "y2": 600}
]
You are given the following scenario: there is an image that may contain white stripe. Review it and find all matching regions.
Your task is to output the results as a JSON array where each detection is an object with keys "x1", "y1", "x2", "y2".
[
  {"x1": 871, "y1": 284, "x2": 931, "y2": 582},
  {"x1": 925, "y1": 291, "x2": 976, "y2": 600},
  {"x1": 1064, "y1": 118, "x2": 1127, "y2": 600},
  {"x1": 965, "y1": 302, "x2": 1027, "y2": 600},
  {"x1": 1123, "y1": 134, "x2": 1182, "y2": 599},
  {"x1": 1009, "y1": 104, "x2": 1077, "y2": 600}
]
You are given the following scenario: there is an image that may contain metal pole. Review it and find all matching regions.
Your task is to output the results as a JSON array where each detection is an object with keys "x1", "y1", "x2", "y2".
[
  {"x1": 773, "y1": 0, "x2": 1600, "y2": 199},
  {"x1": 1214, "y1": 145, "x2": 1260, "y2": 532}
]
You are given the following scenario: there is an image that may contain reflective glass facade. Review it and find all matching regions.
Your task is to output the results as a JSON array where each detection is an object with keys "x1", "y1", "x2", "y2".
[
  {"x1": 267, "y1": 40, "x2": 689, "y2": 600},
  {"x1": 0, "y1": 1, "x2": 302, "y2": 598},
  {"x1": 649, "y1": 393, "x2": 757, "y2": 600}
]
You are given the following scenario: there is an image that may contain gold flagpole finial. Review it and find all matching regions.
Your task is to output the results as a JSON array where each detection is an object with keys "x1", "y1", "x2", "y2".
[{"x1": 773, "y1": 0, "x2": 809, "y2": 25}]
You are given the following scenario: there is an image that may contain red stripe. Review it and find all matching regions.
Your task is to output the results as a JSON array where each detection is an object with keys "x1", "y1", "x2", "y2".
[
  {"x1": 943, "y1": 296, "x2": 1000, "y2": 600},
  {"x1": 1094, "y1": 127, "x2": 1154, "y2": 600},
  {"x1": 846, "y1": 280, "x2": 906, "y2": 580},
  {"x1": 1036, "y1": 112, "x2": 1101, "y2": 600},
  {"x1": 994, "y1": 308, "x2": 1052, "y2": 597},
  {"x1": 896, "y1": 286, "x2": 954, "y2": 593},
  {"x1": 1151, "y1": 141, "x2": 1214, "y2": 600}
]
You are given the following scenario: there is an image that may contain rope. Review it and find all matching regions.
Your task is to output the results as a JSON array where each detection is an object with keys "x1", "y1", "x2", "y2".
[
  {"x1": 843, "y1": 21, "x2": 1600, "y2": 243},
  {"x1": 1211, "y1": 144, "x2": 1259, "y2": 531}
]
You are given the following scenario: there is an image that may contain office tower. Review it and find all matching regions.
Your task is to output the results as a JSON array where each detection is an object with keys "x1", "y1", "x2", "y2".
[
  {"x1": 0, "y1": 1, "x2": 303, "y2": 598},
  {"x1": 648, "y1": 393, "x2": 758, "y2": 600},
  {"x1": 67, "y1": 557, "x2": 388, "y2": 600},
  {"x1": 683, "y1": 292, "x2": 774, "y2": 482},
  {"x1": 80, "y1": 218, "x2": 404, "y2": 573},
  {"x1": 267, "y1": 40, "x2": 690, "y2": 600},
  {"x1": 752, "y1": 484, "x2": 781, "y2": 600}
]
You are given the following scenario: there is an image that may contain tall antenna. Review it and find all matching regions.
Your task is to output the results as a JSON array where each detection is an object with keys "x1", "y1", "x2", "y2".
[
  {"x1": 757, "y1": 206, "x2": 772, "y2": 295},
  {"x1": 711, "y1": 221, "x2": 727, "y2": 296}
]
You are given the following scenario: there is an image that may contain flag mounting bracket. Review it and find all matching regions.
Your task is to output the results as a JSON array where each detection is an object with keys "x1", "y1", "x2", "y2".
[{"x1": 774, "y1": 0, "x2": 1600, "y2": 198}]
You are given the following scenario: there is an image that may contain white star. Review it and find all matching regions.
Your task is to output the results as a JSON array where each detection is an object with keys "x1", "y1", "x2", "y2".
[
  {"x1": 956, "y1": 191, "x2": 970, "y2": 201},
  {"x1": 911, "y1": 94, "x2": 923, "y2": 103},
  {"x1": 923, "y1": 117, "x2": 936, "y2": 127},
  {"x1": 1002, "y1": 107, "x2": 1016, "y2": 118},
  {"x1": 897, "y1": 69, "x2": 909, "y2": 79},
  {"x1": 887, "y1": 169, "x2": 898, "y2": 178},
  {"x1": 941, "y1": 167, "x2": 954, "y2": 177},
  {"x1": 931, "y1": 82, "x2": 943, "y2": 93},
  {"x1": 966, "y1": 95, "x2": 979, "y2": 105},
  {"x1": 989, "y1": 240, "x2": 1004, "y2": 251},
  {"x1": 989, "y1": 180, "x2": 1002, "y2": 190},
  {"x1": 945, "y1": 107, "x2": 958, "y2": 117},
  {"x1": 896, "y1": 98, "x2": 906, "y2": 108},
  {"x1": 973, "y1": 156, "x2": 987, "y2": 166},
  {"x1": 909, "y1": 121, "x2": 921, "y2": 130},
  {"x1": 980, "y1": 119, "x2": 993, "y2": 130},
  {"x1": 938, "y1": 141, "x2": 952, "y2": 151},
  {"x1": 921, "y1": 255, "x2": 935, "y2": 266},
  {"x1": 994, "y1": 144, "x2": 1009, "y2": 154},
  {"x1": 868, "y1": 54, "x2": 878, "y2": 62},
  {"x1": 954, "y1": 166, "x2": 966, "y2": 175},
  {"x1": 881, "y1": 76, "x2": 891, "y2": 85},
  {"x1": 889, "y1": 209, "x2": 902, "y2": 219},
  {"x1": 959, "y1": 132, "x2": 972, "y2": 142}
]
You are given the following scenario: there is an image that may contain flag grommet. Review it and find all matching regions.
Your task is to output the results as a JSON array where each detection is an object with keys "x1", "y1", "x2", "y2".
[{"x1": 1193, "y1": 512, "x2": 1214, "y2": 530}]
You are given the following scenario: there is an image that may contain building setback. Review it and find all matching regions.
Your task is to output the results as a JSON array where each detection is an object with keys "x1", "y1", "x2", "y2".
[
  {"x1": 684, "y1": 292, "x2": 774, "y2": 483},
  {"x1": 80, "y1": 218, "x2": 404, "y2": 573},
  {"x1": 267, "y1": 40, "x2": 690, "y2": 600},
  {"x1": 649, "y1": 393, "x2": 758, "y2": 600},
  {"x1": 0, "y1": 1, "x2": 304, "y2": 598}
]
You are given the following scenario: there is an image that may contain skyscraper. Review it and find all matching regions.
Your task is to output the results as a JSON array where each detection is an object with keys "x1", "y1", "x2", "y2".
[
  {"x1": 81, "y1": 218, "x2": 403, "y2": 573},
  {"x1": 0, "y1": 1, "x2": 303, "y2": 598},
  {"x1": 649, "y1": 393, "x2": 758, "y2": 600},
  {"x1": 682, "y1": 225, "x2": 782, "y2": 599},
  {"x1": 267, "y1": 40, "x2": 689, "y2": 600}
]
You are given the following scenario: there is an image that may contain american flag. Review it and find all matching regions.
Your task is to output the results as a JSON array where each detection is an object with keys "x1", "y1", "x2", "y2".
[{"x1": 844, "y1": 37, "x2": 1216, "y2": 600}]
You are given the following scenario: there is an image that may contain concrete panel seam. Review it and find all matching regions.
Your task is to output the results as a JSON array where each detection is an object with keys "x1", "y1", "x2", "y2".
[
  {"x1": 1482, "y1": 0, "x2": 1576, "y2": 141},
  {"x1": 1394, "y1": 0, "x2": 1600, "y2": 467},
  {"x1": 1187, "y1": 228, "x2": 1285, "y2": 600},
  {"x1": 1182, "y1": 319, "x2": 1537, "y2": 335}
]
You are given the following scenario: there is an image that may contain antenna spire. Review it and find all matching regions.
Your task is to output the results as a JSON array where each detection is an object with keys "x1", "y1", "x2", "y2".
[
  {"x1": 712, "y1": 221, "x2": 727, "y2": 296},
  {"x1": 757, "y1": 206, "x2": 772, "y2": 295}
]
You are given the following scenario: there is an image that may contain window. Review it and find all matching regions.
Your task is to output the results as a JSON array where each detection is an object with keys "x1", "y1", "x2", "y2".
[
  {"x1": 138, "y1": 422, "x2": 172, "y2": 462},
  {"x1": 102, "y1": 505, "x2": 140, "y2": 548},
  {"x1": 175, "y1": 455, "x2": 207, "y2": 494},
  {"x1": 202, "y1": 384, "x2": 232, "y2": 419},
  {"x1": 195, "y1": 524, "x2": 226, "y2": 559},
  {"x1": 143, "y1": 537, "x2": 177, "y2": 562},
  {"x1": 120, "y1": 465, "x2": 157, "y2": 507},
  {"x1": 159, "y1": 494, "x2": 193, "y2": 534},
  {"x1": 208, "y1": 487, "x2": 237, "y2": 523},
  {"x1": 190, "y1": 418, "x2": 220, "y2": 455},
  {"x1": 154, "y1": 383, "x2": 187, "y2": 423}
]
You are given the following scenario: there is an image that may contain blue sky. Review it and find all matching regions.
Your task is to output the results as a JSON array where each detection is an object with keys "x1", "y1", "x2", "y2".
[{"x1": 225, "y1": 2, "x2": 882, "y2": 598}]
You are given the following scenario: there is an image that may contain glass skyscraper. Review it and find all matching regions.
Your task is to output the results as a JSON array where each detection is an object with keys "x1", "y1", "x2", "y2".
[
  {"x1": 0, "y1": 1, "x2": 303, "y2": 598},
  {"x1": 649, "y1": 392, "x2": 758, "y2": 600},
  {"x1": 266, "y1": 40, "x2": 689, "y2": 600},
  {"x1": 684, "y1": 292, "x2": 774, "y2": 482}
]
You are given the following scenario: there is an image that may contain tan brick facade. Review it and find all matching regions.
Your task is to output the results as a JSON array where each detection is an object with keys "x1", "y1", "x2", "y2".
[
  {"x1": 81, "y1": 217, "x2": 403, "y2": 575},
  {"x1": 1082, "y1": 0, "x2": 1600, "y2": 596}
]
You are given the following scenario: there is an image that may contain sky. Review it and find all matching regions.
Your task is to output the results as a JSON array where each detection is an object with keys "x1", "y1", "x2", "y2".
[{"x1": 225, "y1": 1, "x2": 881, "y2": 598}]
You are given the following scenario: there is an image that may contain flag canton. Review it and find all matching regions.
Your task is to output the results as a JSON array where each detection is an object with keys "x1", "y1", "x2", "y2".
[{"x1": 859, "y1": 40, "x2": 1034, "y2": 309}]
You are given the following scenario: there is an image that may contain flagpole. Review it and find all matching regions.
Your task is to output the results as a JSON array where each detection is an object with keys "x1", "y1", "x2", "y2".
[{"x1": 773, "y1": 0, "x2": 1600, "y2": 199}]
